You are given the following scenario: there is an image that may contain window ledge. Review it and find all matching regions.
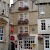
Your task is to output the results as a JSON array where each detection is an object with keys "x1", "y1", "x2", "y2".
[
  {"x1": 32, "y1": 43, "x2": 36, "y2": 45},
  {"x1": 0, "y1": 41, "x2": 6, "y2": 43}
]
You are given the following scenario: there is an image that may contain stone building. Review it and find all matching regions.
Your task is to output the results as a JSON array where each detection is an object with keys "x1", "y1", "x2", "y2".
[
  {"x1": 0, "y1": 0, "x2": 10, "y2": 50},
  {"x1": 10, "y1": 0, "x2": 38, "y2": 50},
  {"x1": 37, "y1": 0, "x2": 50, "y2": 50}
]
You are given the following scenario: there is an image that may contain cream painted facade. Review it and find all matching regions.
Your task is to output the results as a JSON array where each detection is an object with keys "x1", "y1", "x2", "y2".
[
  {"x1": 10, "y1": 0, "x2": 38, "y2": 50},
  {"x1": 0, "y1": 0, "x2": 10, "y2": 50},
  {"x1": 10, "y1": 0, "x2": 50, "y2": 50}
]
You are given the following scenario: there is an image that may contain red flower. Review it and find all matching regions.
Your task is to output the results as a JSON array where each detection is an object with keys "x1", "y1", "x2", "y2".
[
  {"x1": 38, "y1": 35, "x2": 43, "y2": 40},
  {"x1": 10, "y1": 36, "x2": 15, "y2": 41}
]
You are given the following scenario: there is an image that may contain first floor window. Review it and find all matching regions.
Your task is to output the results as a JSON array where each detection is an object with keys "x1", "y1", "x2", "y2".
[
  {"x1": 0, "y1": 27, "x2": 3, "y2": 41},
  {"x1": 19, "y1": 40, "x2": 23, "y2": 48},
  {"x1": 20, "y1": 13, "x2": 23, "y2": 20},
  {"x1": 18, "y1": 37, "x2": 35, "y2": 49},
  {"x1": 24, "y1": 37, "x2": 35, "y2": 49}
]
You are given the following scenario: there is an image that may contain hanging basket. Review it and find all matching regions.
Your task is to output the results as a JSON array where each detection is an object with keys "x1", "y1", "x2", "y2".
[
  {"x1": 38, "y1": 35, "x2": 43, "y2": 40},
  {"x1": 17, "y1": 33, "x2": 29, "y2": 40}
]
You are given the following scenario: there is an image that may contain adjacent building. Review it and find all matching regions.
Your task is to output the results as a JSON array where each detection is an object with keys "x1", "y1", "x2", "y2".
[
  {"x1": 0, "y1": 0, "x2": 10, "y2": 50},
  {"x1": 10, "y1": 0, "x2": 38, "y2": 50},
  {"x1": 37, "y1": 0, "x2": 50, "y2": 50}
]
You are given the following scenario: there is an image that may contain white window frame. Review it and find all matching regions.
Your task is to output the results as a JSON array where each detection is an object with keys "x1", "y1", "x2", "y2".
[
  {"x1": 41, "y1": 20, "x2": 46, "y2": 30},
  {"x1": 24, "y1": 26, "x2": 29, "y2": 33},
  {"x1": 39, "y1": 0, "x2": 43, "y2": 3},
  {"x1": 18, "y1": 40, "x2": 24, "y2": 48},
  {"x1": 19, "y1": 13, "x2": 29, "y2": 20},
  {"x1": 0, "y1": 27, "x2": 4, "y2": 41},
  {"x1": 19, "y1": 13, "x2": 24, "y2": 20},
  {"x1": 24, "y1": 1, "x2": 28, "y2": 7},
  {"x1": 24, "y1": 13, "x2": 29, "y2": 20},
  {"x1": 19, "y1": 1, "x2": 24, "y2": 7},
  {"x1": 24, "y1": 36, "x2": 35, "y2": 49},
  {"x1": 39, "y1": 5, "x2": 45, "y2": 15},
  {"x1": 18, "y1": 26, "x2": 29, "y2": 34},
  {"x1": 19, "y1": 1, "x2": 28, "y2": 7}
]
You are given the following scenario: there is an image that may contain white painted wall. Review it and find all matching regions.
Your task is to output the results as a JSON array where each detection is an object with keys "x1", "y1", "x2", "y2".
[
  {"x1": 38, "y1": 0, "x2": 50, "y2": 3},
  {"x1": 38, "y1": 19, "x2": 50, "y2": 34}
]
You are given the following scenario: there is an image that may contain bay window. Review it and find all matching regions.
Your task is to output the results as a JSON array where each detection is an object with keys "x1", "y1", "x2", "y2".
[{"x1": 24, "y1": 36, "x2": 35, "y2": 49}]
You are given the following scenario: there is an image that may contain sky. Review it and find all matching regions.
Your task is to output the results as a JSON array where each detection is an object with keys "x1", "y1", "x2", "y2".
[{"x1": 10, "y1": 0, "x2": 13, "y2": 6}]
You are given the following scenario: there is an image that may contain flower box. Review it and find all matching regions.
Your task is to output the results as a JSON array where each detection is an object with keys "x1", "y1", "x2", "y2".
[
  {"x1": 18, "y1": 20, "x2": 24, "y2": 25},
  {"x1": 24, "y1": 19, "x2": 29, "y2": 24},
  {"x1": 38, "y1": 35, "x2": 43, "y2": 40},
  {"x1": 18, "y1": 6, "x2": 29, "y2": 11},
  {"x1": 17, "y1": 33, "x2": 29, "y2": 40}
]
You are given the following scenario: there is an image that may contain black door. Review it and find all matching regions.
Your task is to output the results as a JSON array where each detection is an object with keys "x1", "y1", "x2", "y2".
[{"x1": 11, "y1": 42, "x2": 15, "y2": 50}]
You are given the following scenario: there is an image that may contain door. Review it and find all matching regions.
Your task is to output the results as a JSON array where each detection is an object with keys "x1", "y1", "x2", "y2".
[
  {"x1": 44, "y1": 35, "x2": 50, "y2": 50},
  {"x1": 11, "y1": 42, "x2": 15, "y2": 50}
]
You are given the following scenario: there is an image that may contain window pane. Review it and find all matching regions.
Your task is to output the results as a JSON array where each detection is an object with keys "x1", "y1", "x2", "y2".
[
  {"x1": 24, "y1": 2, "x2": 28, "y2": 7},
  {"x1": 0, "y1": 34, "x2": 3, "y2": 40},
  {"x1": 24, "y1": 27, "x2": 28, "y2": 33},
  {"x1": 20, "y1": 2, "x2": 23, "y2": 7},
  {"x1": 20, "y1": 27, "x2": 23, "y2": 33},
  {"x1": 41, "y1": 20, "x2": 46, "y2": 30},
  {"x1": 20, "y1": 14, "x2": 23, "y2": 20},
  {"x1": 24, "y1": 37, "x2": 35, "y2": 49},
  {"x1": 39, "y1": 5, "x2": 45, "y2": 14}
]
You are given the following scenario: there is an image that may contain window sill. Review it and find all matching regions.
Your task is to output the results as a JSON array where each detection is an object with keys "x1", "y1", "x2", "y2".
[
  {"x1": 32, "y1": 43, "x2": 36, "y2": 45},
  {"x1": 0, "y1": 41, "x2": 6, "y2": 43}
]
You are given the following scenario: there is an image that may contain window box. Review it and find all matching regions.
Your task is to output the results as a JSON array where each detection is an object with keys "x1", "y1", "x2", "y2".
[
  {"x1": 17, "y1": 33, "x2": 29, "y2": 40},
  {"x1": 18, "y1": 20, "x2": 24, "y2": 25},
  {"x1": 18, "y1": 19, "x2": 29, "y2": 25},
  {"x1": 17, "y1": 33, "x2": 23, "y2": 40},
  {"x1": 24, "y1": 19, "x2": 29, "y2": 24},
  {"x1": 18, "y1": 6, "x2": 29, "y2": 11},
  {"x1": 23, "y1": 33, "x2": 29, "y2": 37}
]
